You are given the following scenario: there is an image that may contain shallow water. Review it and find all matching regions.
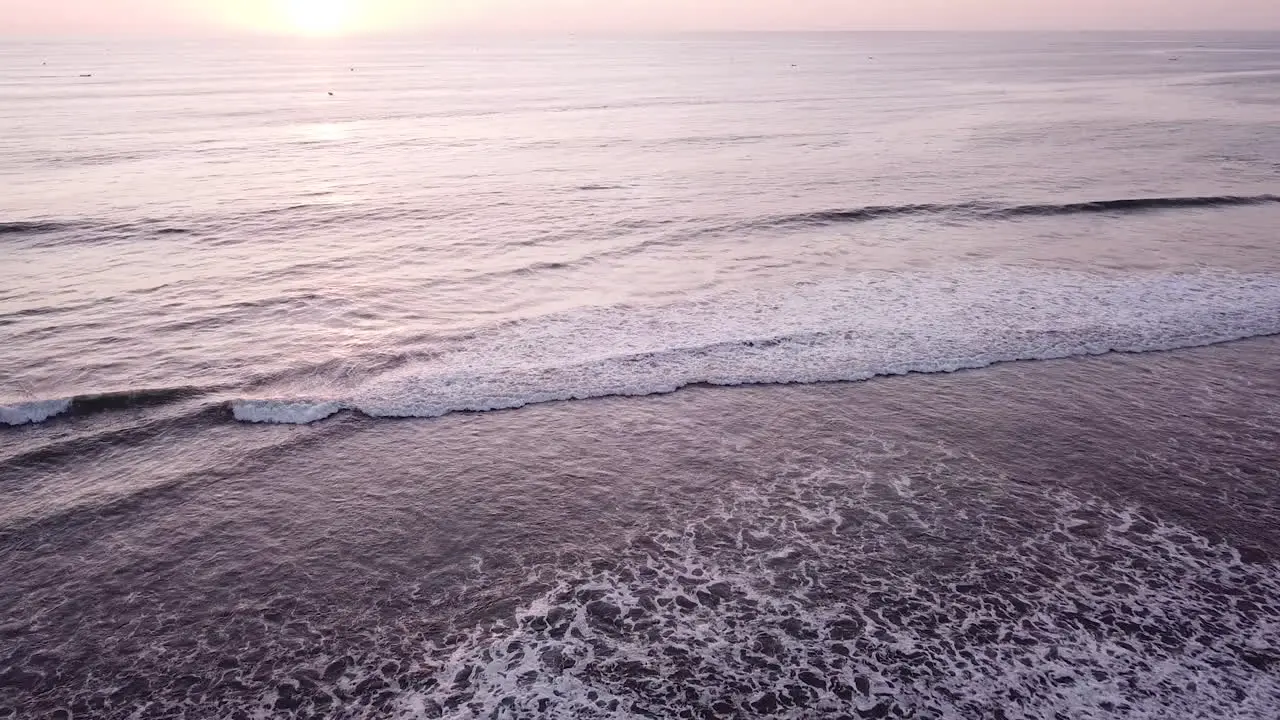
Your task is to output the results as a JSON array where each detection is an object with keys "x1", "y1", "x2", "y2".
[{"x1": 4, "y1": 339, "x2": 1280, "y2": 718}]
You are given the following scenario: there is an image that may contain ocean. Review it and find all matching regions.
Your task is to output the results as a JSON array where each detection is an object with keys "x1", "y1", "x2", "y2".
[{"x1": 2, "y1": 32, "x2": 1279, "y2": 718}]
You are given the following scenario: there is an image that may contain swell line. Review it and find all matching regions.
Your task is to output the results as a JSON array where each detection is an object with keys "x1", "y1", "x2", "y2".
[
  {"x1": 0, "y1": 405, "x2": 227, "y2": 474},
  {"x1": 0, "y1": 221, "x2": 73, "y2": 235},
  {"x1": 993, "y1": 194, "x2": 1280, "y2": 218},
  {"x1": 0, "y1": 414, "x2": 365, "y2": 541},
  {"x1": 5, "y1": 194, "x2": 1274, "y2": 253},
  {"x1": 584, "y1": 193, "x2": 1280, "y2": 267},
  {"x1": 739, "y1": 194, "x2": 1280, "y2": 233}
]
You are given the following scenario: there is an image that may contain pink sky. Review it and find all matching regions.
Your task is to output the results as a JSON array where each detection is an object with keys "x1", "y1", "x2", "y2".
[{"x1": 0, "y1": 0, "x2": 1277, "y2": 35}]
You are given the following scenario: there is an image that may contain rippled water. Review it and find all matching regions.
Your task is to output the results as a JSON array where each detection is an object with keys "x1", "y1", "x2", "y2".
[
  {"x1": 1, "y1": 32, "x2": 1279, "y2": 719},
  {"x1": 3, "y1": 33, "x2": 1280, "y2": 419}
]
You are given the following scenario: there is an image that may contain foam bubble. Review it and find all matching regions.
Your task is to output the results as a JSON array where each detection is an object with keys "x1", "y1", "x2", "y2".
[
  {"x1": 0, "y1": 398, "x2": 72, "y2": 426},
  {"x1": 370, "y1": 459, "x2": 1280, "y2": 720}
]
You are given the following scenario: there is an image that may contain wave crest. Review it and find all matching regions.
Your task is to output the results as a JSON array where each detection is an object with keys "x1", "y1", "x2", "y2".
[
  {"x1": 0, "y1": 399, "x2": 73, "y2": 426},
  {"x1": 231, "y1": 400, "x2": 346, "y2": 425}
]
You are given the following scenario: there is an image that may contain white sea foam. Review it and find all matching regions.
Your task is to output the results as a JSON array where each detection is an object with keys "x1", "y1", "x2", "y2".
[
  {"x1": 231, "y1": 400, "x2": 346, "y2": 425},
  {"x1": 0, "y1": 398, "x2": 72, "y2": 426},
  {"x1": 235, "y1": 267, "x2": 1280, "y2": 424},
  {"x1": 360, "y1": 450, "x2": 1280, "y2": 720}
]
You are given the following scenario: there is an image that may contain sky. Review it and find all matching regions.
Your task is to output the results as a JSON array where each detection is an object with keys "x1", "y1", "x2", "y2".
[{"x1": 0, "y1": 0, "x2": 1277, "y2": 36}]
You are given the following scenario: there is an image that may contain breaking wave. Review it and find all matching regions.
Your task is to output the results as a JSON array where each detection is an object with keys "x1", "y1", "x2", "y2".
[
  {"x1": 11, "y1": 267, "x2": 1280, "y2": 429},
  {"x1": 231, "y1": 267, "x2": 1280, "y2": 425},
  {"x1": 231, "y1": 400, "x2": 345, "y2": 425},
  {"x1": 0, "y1": 399, "x2": 73, "y2": 426}
]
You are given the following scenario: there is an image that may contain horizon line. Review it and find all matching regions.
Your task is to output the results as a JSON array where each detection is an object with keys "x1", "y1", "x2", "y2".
[{"x1": 3, "y1": 28, "x2": 1280, "y2": 41}]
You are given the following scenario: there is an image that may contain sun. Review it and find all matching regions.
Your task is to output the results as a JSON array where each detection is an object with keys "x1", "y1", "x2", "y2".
[{"x1": 283, "y1": 0, "x2": 356, "y2": 36}]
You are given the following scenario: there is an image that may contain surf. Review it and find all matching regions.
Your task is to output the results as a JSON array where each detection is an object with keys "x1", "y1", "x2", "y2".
[{"x1": 229, "y1": 267, "x2": 1280, "y2": 425}]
